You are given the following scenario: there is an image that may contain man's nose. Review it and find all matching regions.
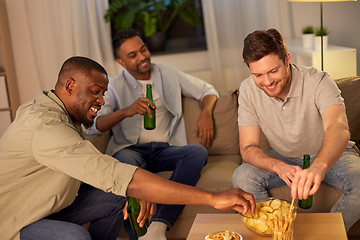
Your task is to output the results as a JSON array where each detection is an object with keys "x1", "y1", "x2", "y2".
[
  {"x1": 97, "y1": 94, "x2": 105, "y2": 106},
  {"x1": 138, "y1": 52, "x2": 146, "y2": 60},
  {"x1": 263, "y1": 75, "x2": 273, "y2": 85}
]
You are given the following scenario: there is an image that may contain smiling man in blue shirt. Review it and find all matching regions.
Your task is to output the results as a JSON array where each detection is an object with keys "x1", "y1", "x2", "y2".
[{"x1": 85, "y1": 29, "x2": 219, "y2": 240}]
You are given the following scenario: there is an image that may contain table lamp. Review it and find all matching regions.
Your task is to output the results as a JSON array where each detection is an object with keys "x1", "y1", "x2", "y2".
[{"x1": 288, "y1": 0, "x2": 356, "y2": 71}]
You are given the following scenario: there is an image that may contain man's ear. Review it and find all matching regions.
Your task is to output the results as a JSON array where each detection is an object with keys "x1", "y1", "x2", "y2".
[
  {"x1": 65, "y1": 78, "x2": 75, "y2": 95},
  {"x1": 117, "y1": 58, "x2": 126, "y2": 69},
  {"x1": 285, "y1": 52, "x2": 291, "y2": 67}
]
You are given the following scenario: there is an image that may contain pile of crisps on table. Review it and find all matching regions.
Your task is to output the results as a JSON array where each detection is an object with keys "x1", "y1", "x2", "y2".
[
  {"x1": 206, "y1": 231, "x2": 241, "y2": 240},
  {"x1": 242, "y1": 198, "x2": 294, "y2": 236}
]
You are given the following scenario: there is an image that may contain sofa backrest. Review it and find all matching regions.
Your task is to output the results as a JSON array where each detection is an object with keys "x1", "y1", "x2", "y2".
[
  {"x1": 335, "y1": 76, "x2": 360, "y2": 148},
  {"x1": 88, "y1": 76, "x2": 359, "y2": 156},
  {"x1": 182, "y1": 76, "x2": 360, "y2": 157},
  {"x1": 183, "y1": 90, "x2": 240, "y2": 156}
]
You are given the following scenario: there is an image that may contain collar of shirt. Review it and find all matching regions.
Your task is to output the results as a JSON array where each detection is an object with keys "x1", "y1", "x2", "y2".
[
  {"x1": 123, "y1": 64, "x2": 165, "y2": 102},
  {"x1": 287, "y1": 63, "x2": 302, "y2": 99},
  {"x1": 44, "y1": 90, "x2": 85, "y2": 139}
]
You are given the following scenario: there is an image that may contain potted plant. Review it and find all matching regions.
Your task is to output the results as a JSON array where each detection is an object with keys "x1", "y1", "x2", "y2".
[
  {"x1": 104, "y1": 0, "x2": 201, "y2": 51},
  {"x1": 301, "y1": 25, "x2": 314, "y2": 49},
  {"x1": 314, "y1": 27, "x2": 330, "y2": 51}
]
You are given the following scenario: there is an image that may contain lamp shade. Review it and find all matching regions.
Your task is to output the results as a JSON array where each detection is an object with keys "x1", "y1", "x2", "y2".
[{"x1": 288, "y1": 0, "x2": 356, "y2": 2}]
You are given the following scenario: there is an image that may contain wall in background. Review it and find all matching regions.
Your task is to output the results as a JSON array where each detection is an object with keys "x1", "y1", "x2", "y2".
[
  {"x1": 4, "y1": 1, "x2": 359, "y2": 106},
  {"x1": 289, "y1": 1, "x2": 360, "y2": 76}
]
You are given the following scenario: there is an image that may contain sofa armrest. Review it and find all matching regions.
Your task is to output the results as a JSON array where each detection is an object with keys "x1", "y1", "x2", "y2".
[{"x1": 335, "y1": 76, "x2": 360, "y2": 148}]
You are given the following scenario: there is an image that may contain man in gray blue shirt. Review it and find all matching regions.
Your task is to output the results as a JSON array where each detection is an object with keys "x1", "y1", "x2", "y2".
[
  {"x1": 232, "y1": 28, "x2": 360, "y2": 232},
  {"x1": 85, "y1": 29, "x2": 219, "y2": 240}
]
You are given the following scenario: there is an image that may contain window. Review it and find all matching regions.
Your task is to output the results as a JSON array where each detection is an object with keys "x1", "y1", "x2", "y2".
[{"x1": 106, "y1": 0, "x2": 207, "y2": 55}]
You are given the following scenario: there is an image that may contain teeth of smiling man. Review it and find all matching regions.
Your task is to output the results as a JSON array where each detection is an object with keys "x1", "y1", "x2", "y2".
[{"x1": 91, "y1": 107, "x2": 98, "y2": 113}]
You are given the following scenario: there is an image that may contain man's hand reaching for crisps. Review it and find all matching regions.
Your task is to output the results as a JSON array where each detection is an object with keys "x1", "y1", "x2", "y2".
[
  {"x1": 275, "y1": 163, "x2": 302, "y2": 187},
  {"x1": 210, "y1": 188, "x2": 255, "y2": 216}
]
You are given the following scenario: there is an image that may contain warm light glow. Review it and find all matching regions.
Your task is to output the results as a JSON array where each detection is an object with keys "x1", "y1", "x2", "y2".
[
  {"x1": 288, "y1": 0, "x2": 356, "y2": 2},
  {"x1": 288, "y1": 0, "x2": 356, "y2": 71}
]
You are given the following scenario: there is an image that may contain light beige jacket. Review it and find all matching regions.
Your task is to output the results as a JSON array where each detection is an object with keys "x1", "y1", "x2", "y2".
[{"x1": 0, "y1": 91, "x2": 137, "y2": 240}]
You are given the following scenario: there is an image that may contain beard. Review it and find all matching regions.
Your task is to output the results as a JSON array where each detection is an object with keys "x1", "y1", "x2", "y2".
[
  {"x1": 75, "y1": 108, "x2": 94, "y2": 129},
  {"x1": 81, "y1": 116, "x2": 94, "y2": 129},
  {"x1": 73, "y1": 99, "x2": 95, "y2": 129},
  {"x1": 259, "y1": 82, "x2": 285, "y2": 98},
  {"x1": 258, "y1": 68, "x2": 291, "y2": 99}
]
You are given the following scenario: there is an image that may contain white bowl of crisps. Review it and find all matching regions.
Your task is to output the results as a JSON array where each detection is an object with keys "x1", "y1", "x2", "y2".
[
  {"x1": 240, "y1": 197, "x2": 297, "y2": 237},
  {"x1": 205, "y1": 231, "x2": 243, "y2": 240}
]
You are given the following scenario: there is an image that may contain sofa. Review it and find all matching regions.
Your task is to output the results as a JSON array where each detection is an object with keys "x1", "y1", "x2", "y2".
[{"x1": 85, "y1": 76, "x2": 360, "y2": 239}]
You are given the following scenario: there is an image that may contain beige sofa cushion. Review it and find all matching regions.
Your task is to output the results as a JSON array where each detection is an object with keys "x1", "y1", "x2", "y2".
[{"x1": 183, "y1": 90, "x2": 240, "y2": 156}]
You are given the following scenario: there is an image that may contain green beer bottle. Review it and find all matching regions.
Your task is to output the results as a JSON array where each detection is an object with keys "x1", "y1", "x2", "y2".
[
  {"x1": 298, "y1": 154, "x2": 313, "y2": 209},
  {"x1": 127, "y1": 196, "x2": 148, "y2": 237},
  {"x1": 144, "y1": 84, "x2": 155, "y2": 130}
]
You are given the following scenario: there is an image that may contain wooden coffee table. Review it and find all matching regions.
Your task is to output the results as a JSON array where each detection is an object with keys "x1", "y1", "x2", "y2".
[{"x1": 186, "y1": 213, "x2": 348, "y2": 240}]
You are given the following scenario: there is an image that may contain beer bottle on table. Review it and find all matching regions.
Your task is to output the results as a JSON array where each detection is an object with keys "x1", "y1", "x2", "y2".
[
  {"x1": 144, "y1": 84, "x2": 155, "y2": 130},
  {"x1": 127, "y1": 196, "x2": 148, "y2": 237},
  {"x1": 298, "y1": 154, "x2": 313, "y2": 209}
]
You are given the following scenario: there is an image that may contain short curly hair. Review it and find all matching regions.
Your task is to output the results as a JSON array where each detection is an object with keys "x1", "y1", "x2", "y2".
[
  {"x1": 243, "y1": 28, "x2": 288, "y2": 66},
  {"x1": 112, "y1": 29, "x2": 140, "y2": 59},
  {"x1": 58, "y1": 56, "x2": 107, "y2": 80}
]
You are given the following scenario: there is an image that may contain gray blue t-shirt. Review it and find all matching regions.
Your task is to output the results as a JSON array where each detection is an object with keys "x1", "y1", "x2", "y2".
[
  {"x1": 86, "y1": 63, "x2": 219, "y2": 156},
  {"x1": 238, "y1": 63, "x2": 349, "y2": 158}
]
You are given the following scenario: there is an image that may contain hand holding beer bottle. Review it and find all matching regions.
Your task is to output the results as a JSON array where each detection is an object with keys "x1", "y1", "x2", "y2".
[
  {"x1": 298, "y1": 154, "x2": 313, "y2": 209},
  {"x1": 127, "y1": 196, "x2": 148, "y2": 237},
  {"x1": 144, "y1": 84, "x2": 156, "y2": 130}
]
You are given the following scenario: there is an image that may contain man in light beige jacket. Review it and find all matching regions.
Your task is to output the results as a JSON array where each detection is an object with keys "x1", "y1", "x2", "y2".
[{"x1": 0, "y1": 56, "x2": 255, "y2": 240}]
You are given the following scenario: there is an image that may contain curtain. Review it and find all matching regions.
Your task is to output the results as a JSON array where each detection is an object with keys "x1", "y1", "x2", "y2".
[
  {"x1": 202, "y1": 0, "x2": 294, "y2": 93},
  {"x1": 6, "y1": 0, "x2": 118, "y2": 103},
  {"x1": 6, "y1": 0, "x2": 294, "y2": 102}
]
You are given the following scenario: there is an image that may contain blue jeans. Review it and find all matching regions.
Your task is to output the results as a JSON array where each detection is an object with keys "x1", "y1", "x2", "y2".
[
  {"x1": 232, "y1": 147, "x2": 360, "y2": 231},
  {"x1": 113, "y1": 142, "x2": 207, "y2": 237},
  {"x1": 20, "y1": 183, "x2": 127, "y2": 240}
]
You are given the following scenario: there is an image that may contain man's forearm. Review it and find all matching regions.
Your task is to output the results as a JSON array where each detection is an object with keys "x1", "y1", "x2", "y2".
[
  {"x1": 126, "y1": 168, "x2": 214, "y2": 206},
  {"x1": 241, "y1": 144, "x2": 285, "y2": 173},
  {"x1": 126, "y1": 168, "x2": 255, "y2": 214},
  {"x1": 313, "y1": 104, "x2": 351, "y2": 172},
  {"x1": 96, "y1": 109, "x2": 128, "y2": 133},
  {"x1": 312, "y1": 124, "x2": 350, "y2": 172},
  {"x1": 201, "y1": 94, "x2": 217, "y2": 115}
]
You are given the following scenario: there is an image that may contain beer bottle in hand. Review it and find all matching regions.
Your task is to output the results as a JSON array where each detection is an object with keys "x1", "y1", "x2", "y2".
[
  {"x1": 144, "y1": 84, "x2": 155, "y2": 130},
  {"x1": 298, "y1": 154, "x2": 313, "y2": 209},
  {"x1": 127, "y1": 196, "x2": 148, "y2": 237}
]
